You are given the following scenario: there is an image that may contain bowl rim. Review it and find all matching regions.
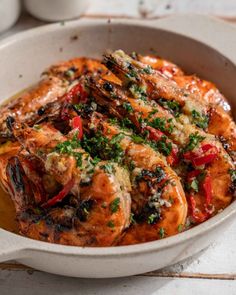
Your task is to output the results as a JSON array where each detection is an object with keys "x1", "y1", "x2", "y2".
[{"x1": 0, "y1": 16, "x2": 235, "y2": 257}]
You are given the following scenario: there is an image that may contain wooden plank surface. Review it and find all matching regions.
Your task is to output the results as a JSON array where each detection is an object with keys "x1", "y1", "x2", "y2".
[
  {"x1": 85, "y1": 0, "x2": 236, "y2": 20},
  {"x1": 1, "y1": 270, "x2": 236, "y2": 295},
  {"x1": 1, "y1": 3, "x2": 236, "y2": 293}
]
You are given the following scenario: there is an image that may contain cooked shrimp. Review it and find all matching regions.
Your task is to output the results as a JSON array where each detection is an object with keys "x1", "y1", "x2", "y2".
[
  {"x1": 6, "y1": 155, "x2": 131, "y2": 246},
  {"x1": 45, "y1": 57, "x2": 107, "y2": 82},
  {"x1": 82, "y1": 112, "x2": 187, "y2": 241},
  {"x1": 0, "y1": 77, "x2": 68, "y2": 140},
  {"x1": 87, "y1": 75, "x2": 179, "y2": 166},
  {"x1": 0, "y1": 141, "x2": 21, "y2": 193},
  {"x1": 0, "y1": 58, "x2": 107, "y2": 141},
  {"x1": 104, "y1": 50, "x2": 236, "y2": 161},
  {"x1": 85, "y1": 76, "x2": 235, "y2": 219},
  {"x1": 8, "y1": 120, "x2": 95, "y2": 195},
  {"x1": 0, "y1": 50, "x2": 235, "y2": 247},
  {"x1": 136, "y1": 54, "x2": 184, "y2": 79}
]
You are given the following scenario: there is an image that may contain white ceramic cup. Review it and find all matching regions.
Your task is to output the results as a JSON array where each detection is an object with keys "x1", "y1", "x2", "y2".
[
  {"x1": 0, "y1": 0, "x2": 21, "y2": 34},
  {"x1": 24, "y1": 0, "x2": 89, "y2": 22}
]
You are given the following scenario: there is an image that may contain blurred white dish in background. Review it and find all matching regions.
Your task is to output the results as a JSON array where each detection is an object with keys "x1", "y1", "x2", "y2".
[
  {"x1": 0, "y1": 0, "x2": 21, "y2": 33},
  {"x1": 24, "y1": 0, "x2": 89, "y2": 22}
]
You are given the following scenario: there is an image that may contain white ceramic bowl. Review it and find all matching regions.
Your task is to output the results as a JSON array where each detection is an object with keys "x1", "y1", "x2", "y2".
[
  {"x1": 0, "y1": 0, "x2": 21, "y2": 33},
  {"x1": 24, "y1": 0, "x2": 88, "y2": 22},
  {"x1": 0, "y1": 15, "x2": 236, "y2": 278}
]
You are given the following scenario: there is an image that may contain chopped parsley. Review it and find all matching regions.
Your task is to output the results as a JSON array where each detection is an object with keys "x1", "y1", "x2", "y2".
[
  {"x1": 159, "y1": 99, "x2": 181, "y2": 117},
  {"x1": 131, "y1": 134, "x2": 145, "y2": 144},
  {"x1": 191, "y1": 110, "x2": 209, "y2": 129},
  {"x1": 147, "y1": 109, "x2": 158, "y2": 119},
  {"x1": 150, "y1": 136, "x2": 172, "y2": 156},
  {"x1": 125, "y1": 63, "x2": 138, "y2": 79},
  {"x1": 187, "y1": 178, "x2": 199, "y2": 192},
  {"x1": 148, "y1": 117, "x2": 174, "y2": 134},
  {"x1": 81, "y1": 133, "x2": 125, "y2": 164},
  {"x1": 129, "y1": 84, "x2": 147, "y2": 101},
  {"x1": 110, "y1": 133, "x2": 125, "y2": 144},
  {"x1": 120, "y1": 118, "x2": 136, "y2": 130},
  {"x1": 108, "y1": 117, "x2": 135, "y2": 131},
  {"x1": 229, "y1": 169, "x2": 236, "y2": 182},
  {"x1": 33, "y1": 124, "x2": 42, "y2": 130},
  {"x1": 141, "y1": 65, "x2": 153, "y2": 74},
  {"x1": 147, "y1": 213, "x2": 159, "y2": 224},
  {"x1": 100, "y1": 163, "x2": 114, "y2": 174},
  {"x1": 107, "y1": 220, "x2": 115, "y2": 229},
  {"x1": 108, "y1": 117, "x2": 119, "y2": 125},
  {"x1": 184, "y1": 133, "x2": 205, "y2": 152},
  {"x1": 54, "y1": 134, "x2": 83, "y2": 167},
  {"x1": 159, "y1": 227, "x2": 165, "y2": 239},
  {"x1": 122, "y1": 102, "x2": 134, "y2": 113},
  {"x1": 110, "y1": 197, "x2": 120, "y2": 213},
  {"x1": 177, "y1": 224, "x2": 184, "y2": 232}
]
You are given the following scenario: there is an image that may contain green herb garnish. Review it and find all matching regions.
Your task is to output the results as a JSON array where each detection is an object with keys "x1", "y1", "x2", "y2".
[
  {"x1": 55, "y1": 134, "x2": 83, "y2": 167},
  {"x1": 100, "y1": 163, "x2": 114, "y2": 174},
  {"x1": 123, "y1": 102, "x2": 134, "y2": 113},
  {"x1": 107, "y1": 220, "x2": 115, "y2": 229},
  {"x1": 159, "y1": 99, "x2": 181, "y2": 117},
  {"x1": 148, "y1": 117, "x2": 174, "y2": 133},
  {"x1": 191, "y1": 110, "x2": 209, "y2": 129},
  {"x1": 177, "y1": 224, "x2": 183, "y2": 232},
  {"x1": 159, "y1": 227, "x2": 165, "y2": 239},
  {"x1": 141, "y1": 65, "x2": 153, "y2": 74},
  {"x1": 147, "y1": 213, "x2": 159, "y2": 224},
  {"x1": 129, "y1": 84, "x2": 147, "y2": 101},
  {"x1": 131, "y1": 134, "x2": 145, "y2": 144},
  {"x1": 184, "y1": 133, "x2": 205, "y2": 152},
  {"x1": 81, "y1": 133, "x2": 124, "y2": 164},
  {"x1": 110, "y1": 197, "x2": 120, "y2": 213}
]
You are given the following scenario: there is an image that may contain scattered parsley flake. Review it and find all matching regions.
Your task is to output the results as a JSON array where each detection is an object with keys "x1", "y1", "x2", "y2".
[
  {"x1": 147, "y1": 213, "x2": 159, "y2": 224},
  {"x1": 107, "y1": 220, "x2": 115, "y2": 228},
  {"x1": 159, "y1": 99, "x2": 181, "y2": 117},
  {"x1": 110, "y1": 197, "x2": 120, "y2": 213},
  {"x1": 123, "y1": 102, "x2": 134, "y2": 113},
  {"x1": 159, "y1": 227, "x2": 165, "y2": 239},
  {"x1": 184, "y1": 133, "x2": 205, "y2": 152},
  {"x1": 178, "y1": 224, "x2": 184, "y2": 232},
  {"x1": 191, "y1": 110, "x2": 209, "y2": 129},
  {"x1": 100, "y1": 163, "x2": 114, "y2": 174},
  {"x1": 54, "y1": 134, "x2": 84, "y2": 167}
]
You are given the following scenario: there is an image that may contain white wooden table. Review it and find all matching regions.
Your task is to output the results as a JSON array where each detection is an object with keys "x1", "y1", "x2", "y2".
[{"x1": 1, "y1": 2, "x2": 236, "y2": 294}]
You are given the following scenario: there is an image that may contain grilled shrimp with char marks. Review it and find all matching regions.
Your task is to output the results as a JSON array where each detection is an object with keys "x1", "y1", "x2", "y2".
[
  {"x1": 5, "y1": 155, "x2": 131, "y2": 246},
  {"x1": 85, "y1": 74, "x2": 235, "y2": 220},
  {"x1": 104, "y1": 50, "x2": 236, "y2": 161},
  {"x1": 8, "y1": 120, "x2": 95, "y2": 195},
  {"x1": 84, "y1": 113, "x2": 187, "y2": 242},
  {"x1": 0, "y1": 57, "x2": 108, "y2": 141}
]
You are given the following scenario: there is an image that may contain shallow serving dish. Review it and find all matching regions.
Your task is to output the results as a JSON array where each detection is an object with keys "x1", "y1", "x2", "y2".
[{"x1": 0, "y1": 15, "x2": 236, "y2": 278}]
